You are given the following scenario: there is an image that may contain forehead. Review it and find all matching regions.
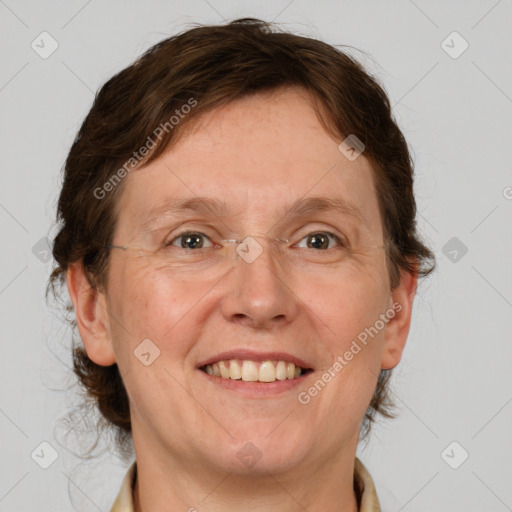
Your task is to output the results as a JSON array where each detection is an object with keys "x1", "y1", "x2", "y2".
[{"x1": 115, "y1": 87, "x2": 383, "y2": 238}]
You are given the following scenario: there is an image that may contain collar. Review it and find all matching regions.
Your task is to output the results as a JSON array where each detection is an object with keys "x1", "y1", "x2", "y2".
[{"x1": 110, "y1": 456, "x2": 380, "y2": 511}]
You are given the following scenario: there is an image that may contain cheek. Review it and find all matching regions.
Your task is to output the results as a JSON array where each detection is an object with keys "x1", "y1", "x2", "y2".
[
  {"x1": 106, "y1": 264, "x2": 210, "y2": 368},
  {"x1": 109, "y1": 264, "x2": 198, "y2": 330},
  {"x1": 311, "y1": 264, "x2": 388, "y2": 415},
  {"x1": 303, "y1": 260, "x2": 390, "y2": 346}
]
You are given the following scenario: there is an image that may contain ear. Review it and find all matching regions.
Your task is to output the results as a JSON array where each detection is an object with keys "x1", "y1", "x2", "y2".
[
  {"x1": 66, "y1": 261, "x2": 116, "y2": 366},
  {"x1": 380, "y1": 263, "x2": 418, "y2": 370}
]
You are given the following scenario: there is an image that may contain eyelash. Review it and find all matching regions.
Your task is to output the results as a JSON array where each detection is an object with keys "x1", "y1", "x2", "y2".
[{"x1": 165, "y1": 230, "x2": 347, "y2": 250}]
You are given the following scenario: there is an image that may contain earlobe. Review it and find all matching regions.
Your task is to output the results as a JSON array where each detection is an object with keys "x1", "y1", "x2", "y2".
[
  {"x1": 66, "y1": 262, "x2": 116, "y2": 366},
  {"x1": 380, "y1": 264, "x2": 418, "y2": 370}
]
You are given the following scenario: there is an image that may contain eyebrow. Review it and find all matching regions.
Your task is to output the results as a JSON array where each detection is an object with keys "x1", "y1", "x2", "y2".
[
  {"x1": 285, "y1": 196, "x2": 365, "y2": 224},
  {"x1": 138, "y1": 195, "x2": 365, "y2": 230}
]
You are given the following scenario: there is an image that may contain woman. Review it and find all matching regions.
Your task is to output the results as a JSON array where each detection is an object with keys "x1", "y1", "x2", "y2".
[{"x1": 49, "y1": 18, "x2": 435, "y2": 512}]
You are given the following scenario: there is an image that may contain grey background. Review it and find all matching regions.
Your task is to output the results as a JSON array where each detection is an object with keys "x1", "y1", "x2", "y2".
[{"x1": 1, "y1": 0, "x2": 511, "y2": 510}]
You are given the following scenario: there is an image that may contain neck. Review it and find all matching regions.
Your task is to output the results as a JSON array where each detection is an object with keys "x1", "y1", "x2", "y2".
[{"x1": 132, "y1": 438, "x2": 360, "y2": 512}]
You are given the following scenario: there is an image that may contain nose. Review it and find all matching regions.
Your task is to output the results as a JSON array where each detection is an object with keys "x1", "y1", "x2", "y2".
[{"x1": 220, "y1": 236, "x2": 298, "y2": 329}]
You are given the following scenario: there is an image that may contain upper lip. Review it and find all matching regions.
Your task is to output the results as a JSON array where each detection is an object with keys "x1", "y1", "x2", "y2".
[{"x1": 196, "y1": 349, "x2": 314, "y2": 370}]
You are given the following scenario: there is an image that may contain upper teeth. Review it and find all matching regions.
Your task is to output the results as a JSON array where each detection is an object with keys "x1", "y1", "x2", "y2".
[{"x1": 203, "y1": 360, "x2": 303, "y2": 382}]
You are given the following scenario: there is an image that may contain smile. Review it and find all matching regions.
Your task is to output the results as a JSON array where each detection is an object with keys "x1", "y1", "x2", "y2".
[{"x1": 200, "y1": 359, "x2": 311, "y2": 383}]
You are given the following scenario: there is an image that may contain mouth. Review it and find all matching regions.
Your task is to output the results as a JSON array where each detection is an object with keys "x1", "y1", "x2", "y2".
[{"x1": 199, "y1": 359, "x2": 313, "y2": 383}]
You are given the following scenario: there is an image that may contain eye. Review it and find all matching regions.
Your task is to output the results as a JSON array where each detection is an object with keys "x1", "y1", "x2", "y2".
[
  {"x1": 295, "y1": 231, "x2": 345, "y2": 250},
  {"x1": 167, "y1": 232, "x2": 215, "y2": 249}
]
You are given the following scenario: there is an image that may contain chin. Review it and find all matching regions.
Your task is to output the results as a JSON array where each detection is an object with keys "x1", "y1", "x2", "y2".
[{"x1": 213, "y1": 424, "x2": 312, "y2": 475}]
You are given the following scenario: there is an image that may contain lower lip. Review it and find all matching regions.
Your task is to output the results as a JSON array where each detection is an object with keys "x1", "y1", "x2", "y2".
[{"x1": 198, "y1": 369, "x2": 312, "y2": 397}]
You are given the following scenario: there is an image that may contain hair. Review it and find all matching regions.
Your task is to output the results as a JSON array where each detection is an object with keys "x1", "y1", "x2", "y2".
[{"x1": 48, "y1": 17, "x2": 436, "y2": 457}]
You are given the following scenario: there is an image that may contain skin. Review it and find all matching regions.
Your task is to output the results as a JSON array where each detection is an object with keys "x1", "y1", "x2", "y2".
[{"x1": 67, "y1": 86, "x2": 417, "y2": 512}]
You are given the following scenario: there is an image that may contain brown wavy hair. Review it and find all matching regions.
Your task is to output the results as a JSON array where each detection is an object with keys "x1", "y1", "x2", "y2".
[{"x1": 48, "y1": 17, "x2": 436, "y2": 457}]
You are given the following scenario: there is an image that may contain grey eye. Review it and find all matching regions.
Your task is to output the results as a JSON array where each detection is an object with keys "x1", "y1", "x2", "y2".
[{"x1": 169, "y1": 232, "x2": 213, "y2": 249}]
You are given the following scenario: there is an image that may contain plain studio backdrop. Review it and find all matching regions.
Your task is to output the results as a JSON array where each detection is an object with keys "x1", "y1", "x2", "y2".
[{"x1": 1, "y1": 1, "x2": 511, "y2": 511}]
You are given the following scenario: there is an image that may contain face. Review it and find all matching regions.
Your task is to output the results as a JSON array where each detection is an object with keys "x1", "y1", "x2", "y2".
[{"x1": 88, "y1": 87, "x2": 412, "y2": 476}]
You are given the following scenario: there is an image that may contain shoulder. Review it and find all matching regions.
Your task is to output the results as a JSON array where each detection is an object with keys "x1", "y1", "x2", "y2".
[
  {"x1": 110, "y1": 461, "x2": 137, "y2": 512},
  {"x1": 354, "y1": 457, "x2": 381, "y2": 512}
]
